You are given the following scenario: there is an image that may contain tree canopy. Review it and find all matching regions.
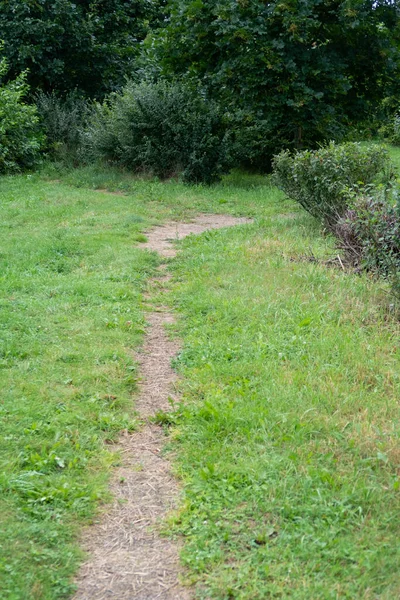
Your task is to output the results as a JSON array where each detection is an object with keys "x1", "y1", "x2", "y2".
[
  {"x1": 0, "y1": 0, "x2": 166, "y2": 97},
  {"x1": 151, "y1": 0, "x2": 400, "y2": 163},
  {"x1": 1, "y1": 0, "x2": 399, "y2": 165}
]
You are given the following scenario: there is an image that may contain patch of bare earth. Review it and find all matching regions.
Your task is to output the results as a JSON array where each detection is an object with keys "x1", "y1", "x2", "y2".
[
  {"x1": 141, "y1": 214, "x2": 252, "y2": 258},
  {"x1": 73, "y1": 214, "x2": 251, "y2": 600}
]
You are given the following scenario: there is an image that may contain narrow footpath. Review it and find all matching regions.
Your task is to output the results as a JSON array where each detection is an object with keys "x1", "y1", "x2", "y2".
[{"x1": 73, "y1": 214, "x2": 251, "y2": 600}]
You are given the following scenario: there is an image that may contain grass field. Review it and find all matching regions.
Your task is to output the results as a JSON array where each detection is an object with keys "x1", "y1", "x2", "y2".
[
  {"x1": 0, "y1": 153, "x2": 399, "y2": 598},
  {"x1": 169, "y1": 209, "x2": 400, "y2": 599},
  {"x1": 0, "y1": 167, "x2": 270, "y2": 598}
]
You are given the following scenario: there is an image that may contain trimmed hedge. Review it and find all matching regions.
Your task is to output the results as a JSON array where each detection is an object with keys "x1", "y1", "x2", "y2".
[
  {"x1": 337, "y1": 190, "x2": 400, "y2": 297},
  {"x1": 273, "y1": 141, "x2": 399, "y2": 298},
  {"x1": 272, "y1": 142, "x2": 391, "y2": 226}
]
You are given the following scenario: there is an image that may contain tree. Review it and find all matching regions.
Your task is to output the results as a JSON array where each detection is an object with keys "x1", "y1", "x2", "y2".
[
  {"x1": 152, "y1": 0, "x2": 400, "y2": 168},
  {"x1": 0, "y1": 0, "x2": 167, "y2": 97},
  {"x1": 0, "y1": 52, "x2": 43, "y2": 172}
]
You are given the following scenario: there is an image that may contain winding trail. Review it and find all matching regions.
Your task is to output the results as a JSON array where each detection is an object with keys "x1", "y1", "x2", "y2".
[{"x1": 73, "y1": 214, "x2": 251, "y2": 600}]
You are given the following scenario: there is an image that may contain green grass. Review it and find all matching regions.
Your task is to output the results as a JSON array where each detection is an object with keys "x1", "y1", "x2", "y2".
[
  {"x1": 165, "y1": 181, "x2": 400, "y2": 596},
  {"x1": 0, "y1": 168, "x2": 273, "y2": 599},
  {"x1": 1, "y1": 155, "x2": 399, "y2": 598},
  {"x1": 0, "y1": 176, "x2": 156, "y2": 598}
]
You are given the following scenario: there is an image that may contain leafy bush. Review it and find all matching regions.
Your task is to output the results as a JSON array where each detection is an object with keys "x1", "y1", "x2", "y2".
[
  {"x1": 36, "y1": 92, "x2": 90, "y2": 164},
  {"x1": 83, "y1": 80, "x2": 231, "y2": 184},
  {"x1": 336, "y1": 188, "x2": 400, "y2": 297},
  {"x1": 378, "y1": 111, "x2": 400, "y2": 146},
  {"x1": 0, "y1": 57, "x2": 42, "y2": 173},
  {"x1": 272, "y1": 142, "x2": 392, "y2": 226},
  {"x1": 391, "y1": 114, "x2": 400, "y2": 146},
  {"x1": 376, "y1": 97, "x2": 400, "y2": 145}
]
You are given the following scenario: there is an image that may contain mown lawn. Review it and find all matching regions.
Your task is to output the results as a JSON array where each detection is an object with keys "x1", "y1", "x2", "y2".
[{"x1": 0, "y1": 153, "x2": 399, "y2": 599}]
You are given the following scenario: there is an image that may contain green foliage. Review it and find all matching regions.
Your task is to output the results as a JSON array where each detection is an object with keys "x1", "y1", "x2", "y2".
[
  {"x1": 274, "y1": 142, "x2": 400, "y2": 297},
  {"x1": 272, "y1": 142, "x2": 392, "y2": 226},
  {"x1": 153, "y1": 0, "x2": 400, "y2": 166},
  {"x1": 0, "y1": 57, "x2": 43, "y2": 173},
  {"x1": 227, "y1": 114, "x2": 292, "y2": 173},
  {"x1": 391, "y1": 114, "x2": 400, "y2": 146},
  {"x1": 375, "y1": 97, "x2": 399, "y2": 142},
  {"x1": 84, "y1": 80, "x2": 231, "y2": 184},
  {"x1": 0, "y1": 0, "x2": 167, "y2": 97},
  {"x1": 377, "y1": 98, "x2": 400, "y2": 145},
  {"x1": 338, "y1": 190, "x2": 400, "y2": 297},
  {"x1": 36, "y1": 92, "x2": 91, "y2": 164}
]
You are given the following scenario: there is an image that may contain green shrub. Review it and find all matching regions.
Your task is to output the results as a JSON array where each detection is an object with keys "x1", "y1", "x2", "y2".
[
  {"x1": 272, "y1": 142, "x2": 392, "y2": 226},
  {"x1": 377, "y1": 97, "x2": 400, "y2": 145},
  {"x1": 83, "y1": 80, "x2": 231, "y2": 184},
  {"x1": 336, "y1": 189, "x2": 400, "y2": 297},
  {"x1": 391, "y1": 114, "x2": 400, "y2": 146},
  {"x1": 36, "y1": 92, "x2": 90, "y2": 164},
  {"x1": 226, "y1": 113, "x2": 292, "y2": 173},
  {"x1": 379, "y1": 112, "x2": 400, "y2": 146},
  {"x1": 0, "y1": 57, "x2": 42, "y2": 173}
]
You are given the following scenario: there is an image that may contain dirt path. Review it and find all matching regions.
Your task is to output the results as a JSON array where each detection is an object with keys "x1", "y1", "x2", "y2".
[{"x1": 73, "y1": 214, "x2": 251, "y2": 600}]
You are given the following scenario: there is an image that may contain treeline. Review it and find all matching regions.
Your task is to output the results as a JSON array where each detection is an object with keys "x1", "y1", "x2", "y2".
[
  {"x1": 2, "y1": 0, "x2": 400, "y2": 171},
  {"x1": 0, "y1": 0, "x2": 167, "y2": 97},
  {"x1": 152, "y1": 0, "x2": 400, "y2": 164}
]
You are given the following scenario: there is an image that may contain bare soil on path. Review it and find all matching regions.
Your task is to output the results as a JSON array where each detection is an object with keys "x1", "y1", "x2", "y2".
[{"x1": 73, "y1": 214, "x2": 251, "y2": 600}]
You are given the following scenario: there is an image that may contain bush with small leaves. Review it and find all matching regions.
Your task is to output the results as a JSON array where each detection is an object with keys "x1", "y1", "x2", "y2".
[
  {"x1": 36, "y1": 92, "x2": 91, "y2": 164},
  {"x1": 0, "y1": 57, "x2": 43, "y2": 173},
  {"x1": 83, "y1": 80, "x2": 232, "y2": 184},
  {"x1": 272, "y1": 142, "x2": 392, "y2": 226},
  {"x1": 337, "y1": 189, "x2": 400, "y2": 297},
  {"x1": 391, "y1": 114, "x2": 400, "y2": 146}
]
